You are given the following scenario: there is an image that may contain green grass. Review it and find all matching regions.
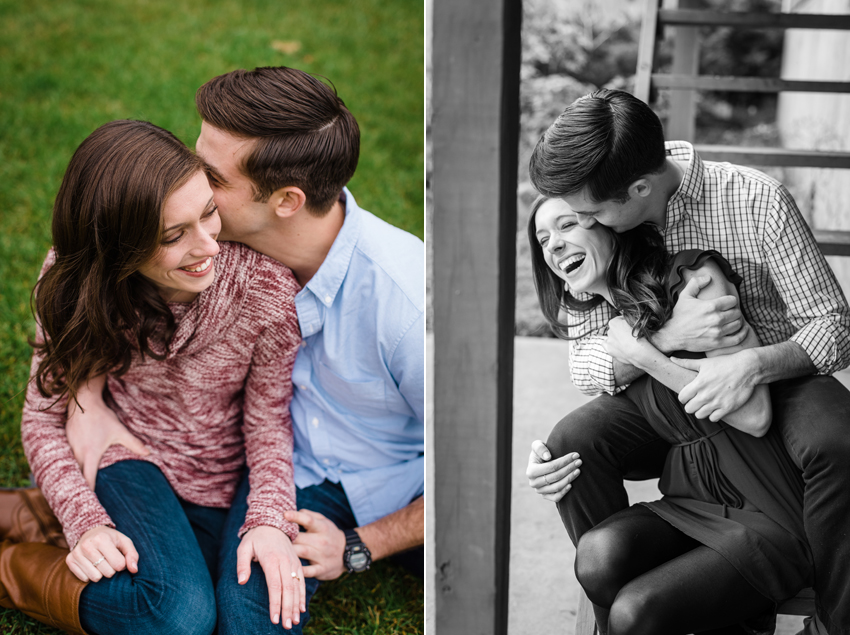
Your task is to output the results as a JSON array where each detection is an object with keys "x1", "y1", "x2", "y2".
[{"x1": 0, "y1": 0, "x2": 423, "y2": 632}]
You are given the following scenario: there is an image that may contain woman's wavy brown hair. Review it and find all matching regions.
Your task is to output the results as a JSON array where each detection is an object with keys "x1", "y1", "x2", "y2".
[
  {"x1": 32, "y1": 120, "x2": 207, "y2": 404},
  {"x1": 527, "y1": 195, "x2": 671, "y2": 340}
]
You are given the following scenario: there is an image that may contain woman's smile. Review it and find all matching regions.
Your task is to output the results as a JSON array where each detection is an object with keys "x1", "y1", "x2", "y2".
[
  {"x1": 534, "y1": 198, "x2": 614, "y2": 296},
  {"x1": 138, "y1": 171, "x2": 221, "y2": 302},
  {"x1": 179, "y1": 256, "x2": 214, "y2": 276}
]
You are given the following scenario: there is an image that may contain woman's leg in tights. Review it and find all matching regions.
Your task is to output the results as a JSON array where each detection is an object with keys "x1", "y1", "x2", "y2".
[{"x1": 575, "y1": 505, "x2": 774, "y2": 635}]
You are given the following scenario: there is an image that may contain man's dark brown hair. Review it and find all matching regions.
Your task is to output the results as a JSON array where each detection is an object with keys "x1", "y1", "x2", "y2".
[{"x1": 195, "y1": 66, "x2": 360, "y2": 215}]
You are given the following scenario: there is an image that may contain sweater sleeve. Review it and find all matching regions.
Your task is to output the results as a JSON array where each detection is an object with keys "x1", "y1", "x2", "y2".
[
  {"x1": 21, "y1": 327, "x2": 115, "y2": 549},
  {"x1": 238, "y1": 271, "x2": 302, "y2": 542}
]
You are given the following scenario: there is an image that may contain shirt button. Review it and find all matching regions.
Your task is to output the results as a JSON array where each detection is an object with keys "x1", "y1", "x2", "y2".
[
  {"x1": 324, "y1": 295, "x2": 332, "y2": 303},
  {"x1": 300, "y1": 341, "x2": 307, "y2": 348},
  {"x1": 300, "y1": 385, "x2": 307, "y2": 391},
  {"x1": 323, "y1": 458, "x2": 330, "y2": 464},
  {"x1": 311, "y1": 418, "x2": 319, "y2": 428}
]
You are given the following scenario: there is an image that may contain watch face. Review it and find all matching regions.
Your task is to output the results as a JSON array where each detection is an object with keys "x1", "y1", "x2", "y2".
[{"x1": 349, "y1": 551, "x2": 369, "y2": 570}]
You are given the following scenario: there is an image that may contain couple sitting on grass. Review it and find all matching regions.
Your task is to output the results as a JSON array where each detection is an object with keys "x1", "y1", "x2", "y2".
[
  {"x1": 525, "y1": 89, "x2": 850, "y2": 635},
  {"x1": 2, "y1": 66, "x2": 424, "y2": 635}
]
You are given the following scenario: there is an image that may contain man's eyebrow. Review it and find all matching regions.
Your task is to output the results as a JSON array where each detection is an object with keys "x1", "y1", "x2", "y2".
[{"x1": 205, "y1": 165, "x2": 228, "y2": 185}]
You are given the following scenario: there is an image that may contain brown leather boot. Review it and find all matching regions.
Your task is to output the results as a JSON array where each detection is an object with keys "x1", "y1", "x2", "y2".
[
  {"x1": 0, "y1": 539, "x2": 88, "y2": 634},
  {"x1": 0, "y1": 488, "x2": 67, "y2": 548}
]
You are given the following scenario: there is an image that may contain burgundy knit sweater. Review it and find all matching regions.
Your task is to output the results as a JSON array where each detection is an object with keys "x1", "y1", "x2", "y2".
[{"x1": 21, "y1": 242, "x2": 302, "y2": 548}]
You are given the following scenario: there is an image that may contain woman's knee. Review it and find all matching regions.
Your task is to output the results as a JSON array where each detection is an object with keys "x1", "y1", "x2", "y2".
[
  {"x1": 575, "y1": 525, "x2": 633, "y2": 607},
  {"x1": 608, "y1": 587, "x2": 663, "y2": 635},
  {"x1": 83, "y1": 572, "x2": 216, "y2": 635}
]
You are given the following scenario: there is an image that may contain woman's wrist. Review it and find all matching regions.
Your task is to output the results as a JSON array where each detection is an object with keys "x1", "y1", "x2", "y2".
[{"x1": 628, "y1": 337, "x2": 665, "y2": 371}]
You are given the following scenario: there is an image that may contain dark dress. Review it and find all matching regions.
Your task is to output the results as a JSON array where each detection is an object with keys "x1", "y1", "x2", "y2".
[{"x1": 625, "y1": 250, "x2": 813, "y2": 625}]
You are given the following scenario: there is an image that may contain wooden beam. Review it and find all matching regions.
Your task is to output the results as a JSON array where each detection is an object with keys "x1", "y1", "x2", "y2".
[
  {"x1": 813, "y1": 230, "x2": 850, "y2": 257},
  {"x1": 576, "y1": 590, "x2": 598, "y2": 635},
  {"x1": 635, "y1": 0, "x2": 660, "y2": 103},
  {"x1": 653, "y1": 74, "x2": 850, "y2": 93},
  {"x1": 695, "y1": 144, "x2": 850, "y2": 168},
  {"x1": 431, "y1": 0, "x2": 521, "y2": 632},
  {"x1": 659, "y1": 9, "x2": 850, "y2": 30},
  {"x1": 667, "y1": 0, "x2": 703, "y2": 141}
]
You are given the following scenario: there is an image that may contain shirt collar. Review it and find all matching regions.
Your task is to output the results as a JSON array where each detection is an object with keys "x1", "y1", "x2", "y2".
[
  {"x1": 303, "y1": 187, "x2": 361, "y2": 308},
  {"x1": 664, "y1": 140, "x2": 704, "y2": 231}
]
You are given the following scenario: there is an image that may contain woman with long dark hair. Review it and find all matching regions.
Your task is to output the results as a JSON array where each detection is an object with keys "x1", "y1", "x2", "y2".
[
  {"x1": 14, "y1": 120, "x2": 305, "y2": 635},
  {"x1": 528, "y1": 195, "x2": 811, "y2": 635}
]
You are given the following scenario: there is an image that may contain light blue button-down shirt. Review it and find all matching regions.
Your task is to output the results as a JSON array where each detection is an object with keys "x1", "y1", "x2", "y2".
[{"x1": 290, "y1": 189, "x2": 424, "y2": 527}]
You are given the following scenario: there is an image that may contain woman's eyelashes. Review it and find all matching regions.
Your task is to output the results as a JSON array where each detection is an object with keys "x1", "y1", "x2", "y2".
[
  {"x1": 538, "y1": 222, "x2": 576, "y2": 249},
  {"x1": 161, "y1": 206, "x2": 218, "y2": 245},
  {"x1": 162, "y1": 231, "x2": 183, "y2": 245}
]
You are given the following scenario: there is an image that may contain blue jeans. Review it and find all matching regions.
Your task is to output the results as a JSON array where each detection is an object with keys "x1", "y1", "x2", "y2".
[
  {"x1": 217, "y1": 473, "x2": 424, "y2": 635},
  {"x1": 79, "y1": 460, "x2": 226, "y2": 635},
  {"x1": 215, "y1": 470, "x2": 310, "y2": 635}
]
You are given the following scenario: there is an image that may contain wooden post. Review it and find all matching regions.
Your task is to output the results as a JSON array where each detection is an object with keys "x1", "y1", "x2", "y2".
[
  {"x1": 635, "y1": 0, "x2": 660, "y2": 102},
  {"x1": 431, "y1": 0, "x2": 521, "y2": 632},
  {"x1": 667, "y1": 0, "x2": 702, "y2": 141}
]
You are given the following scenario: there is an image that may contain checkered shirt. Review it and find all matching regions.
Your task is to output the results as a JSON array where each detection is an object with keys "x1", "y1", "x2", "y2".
[{"x1": 568, "y1": 140, "x2": 850, "y2": 396}]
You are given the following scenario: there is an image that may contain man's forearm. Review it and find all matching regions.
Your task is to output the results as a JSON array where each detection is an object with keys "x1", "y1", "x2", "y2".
[
  {"x1": 749, "y1": 340, "x2": 816, "y2": 384},
  {"x1": 355, "y1": 496, "x2": 423, "y2": 561}
]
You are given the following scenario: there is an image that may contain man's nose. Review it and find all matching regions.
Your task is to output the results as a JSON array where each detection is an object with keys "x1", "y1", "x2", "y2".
[{"x1": 576, "y1": 214, "x2": 596, "y2": 229}]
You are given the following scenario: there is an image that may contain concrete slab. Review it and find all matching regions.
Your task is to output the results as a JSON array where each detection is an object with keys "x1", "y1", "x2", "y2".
[{"x1": 427, "y1": 334, "x2": 850, "y2": 634}]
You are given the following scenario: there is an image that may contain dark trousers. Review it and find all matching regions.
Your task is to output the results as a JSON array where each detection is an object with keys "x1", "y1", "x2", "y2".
[{"x1": 547, "y1": 375, "x2": 850, "y2": 634}]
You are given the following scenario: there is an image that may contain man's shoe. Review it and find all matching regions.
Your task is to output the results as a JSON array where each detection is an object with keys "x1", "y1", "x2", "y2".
[
  {"x1": 0, "y1": 540, "x2": 88, "y2": 634},
  {"x1": 0, "y1": 487, "x2": 67, "y2": 548}
]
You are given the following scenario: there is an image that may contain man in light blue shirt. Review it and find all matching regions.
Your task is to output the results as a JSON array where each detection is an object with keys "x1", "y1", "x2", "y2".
[
  {"x1": 290, "y1": 188, "x2": 424, "y2": 530},
  {"x1": 194, "y1": 67, "x2": 424, "y2": 632}
]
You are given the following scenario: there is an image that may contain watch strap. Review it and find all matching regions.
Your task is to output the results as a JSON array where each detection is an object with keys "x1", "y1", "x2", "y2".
[{"x1": 343, "y1": 528, "x2": 372, "y2": 573}]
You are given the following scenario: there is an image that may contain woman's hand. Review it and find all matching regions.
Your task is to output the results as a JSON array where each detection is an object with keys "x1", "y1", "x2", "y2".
[
  {"x1": 66, "y1": 525, "x2": 139, "y2": 582},
  {"x1": 67, "y1": 378, "x2": 149, "y2": 490},
  {"x1": 604, "y1": 316, "x2": 656, "y2": 368},
  {"x1": 525, "y1": 440, "x2": 582, "y2": 502},
  {"x1": 237, "y1": 525, "x2": 305, "y2": 630}
]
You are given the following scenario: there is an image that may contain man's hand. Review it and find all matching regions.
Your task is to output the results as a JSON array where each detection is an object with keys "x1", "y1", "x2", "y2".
[
  {"x1": 284, "y1": 509, "x2": 348, "y2": 581},
  {"x1": 672, "y1": 351, "x2": 757, "y2": 421},
  {"x1": 525, "y1": 440, "x2": 582, "y2": 503},
  {"x1": 66, "y1": 525, "x2": 139, "y2": 583},
  {"x1": 237, "y1": 526, "x2": 305, "y2": 630},
  {"x1": 67, "y1": 386, "x2": 149, "y2": 490},
  {"x1": 655, "y1": 276, "x2": 748, "y2": 354}
]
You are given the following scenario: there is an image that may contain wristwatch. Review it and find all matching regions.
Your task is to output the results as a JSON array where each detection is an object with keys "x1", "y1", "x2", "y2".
[{"x1": 343, "y1": 528, "x2": 372, "y2": 573}]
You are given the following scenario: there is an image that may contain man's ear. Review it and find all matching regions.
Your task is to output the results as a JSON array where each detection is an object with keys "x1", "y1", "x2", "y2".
[
  {"x1": 269, "y1": 186, "x2": 307, "y2": 219},
  {"x1": 629, "y1": 178, "x2": 652, "y2": 199}
]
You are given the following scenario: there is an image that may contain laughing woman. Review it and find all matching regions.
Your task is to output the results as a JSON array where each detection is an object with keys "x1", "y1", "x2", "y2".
[
  {"x1": 16, "y1": 120, "x2": 304, "y2": 635},
  {"x1": 527, "y1": 195, "x2": 811, "y2": 635}
]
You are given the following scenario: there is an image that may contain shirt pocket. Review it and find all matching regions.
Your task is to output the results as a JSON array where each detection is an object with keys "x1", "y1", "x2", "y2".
[{"x1": 314, "y1": 361, "x2": 388, "y2": 419}]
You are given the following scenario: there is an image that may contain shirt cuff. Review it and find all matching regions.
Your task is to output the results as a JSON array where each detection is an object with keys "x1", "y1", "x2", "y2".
[{"x1": 790, "y1": 320, "x2": 844, "y2": 375}]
